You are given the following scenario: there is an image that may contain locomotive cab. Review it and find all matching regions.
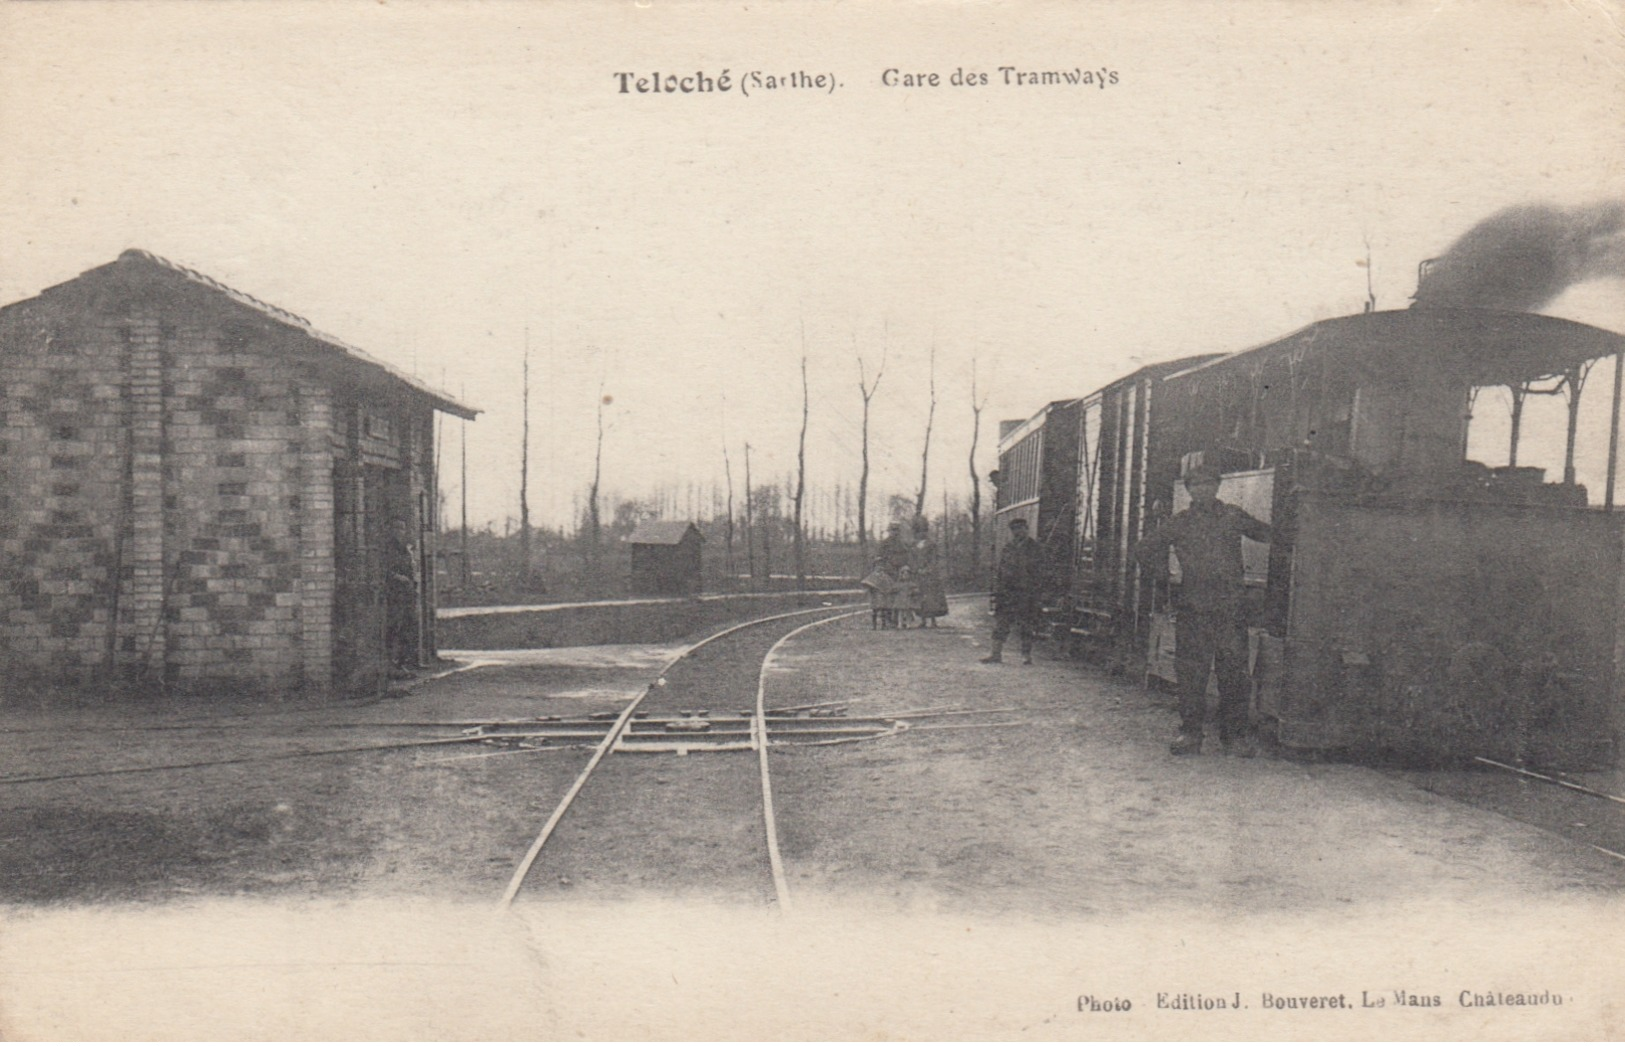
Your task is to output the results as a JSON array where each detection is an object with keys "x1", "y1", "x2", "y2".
[{"x1": 1155, "y1": 309, "x2": 1625, "y2": 769}]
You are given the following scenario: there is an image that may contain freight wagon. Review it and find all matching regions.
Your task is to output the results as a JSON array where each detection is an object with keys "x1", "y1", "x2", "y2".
[{"x1": 991, "y1": 398, "x2": 1083, "y2": 616}]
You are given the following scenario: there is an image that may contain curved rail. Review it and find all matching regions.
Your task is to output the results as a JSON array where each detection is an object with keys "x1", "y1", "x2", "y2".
[
  {"x1": 753, "y1": 610, "x2": 867, "y2": 912},
  {"x1": 498, "y1": 602, "x2": 860, "y2": 908}
]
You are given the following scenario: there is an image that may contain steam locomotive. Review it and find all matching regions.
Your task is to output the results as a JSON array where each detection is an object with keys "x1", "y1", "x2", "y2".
[{"x1": 993, "y1": 306, "x2": 1625, "y2": 769}]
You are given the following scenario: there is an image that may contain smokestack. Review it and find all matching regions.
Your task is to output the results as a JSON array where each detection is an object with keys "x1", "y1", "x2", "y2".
[{"x1": 1412, "y1": 200, "x2": 1625, "y2": 311}]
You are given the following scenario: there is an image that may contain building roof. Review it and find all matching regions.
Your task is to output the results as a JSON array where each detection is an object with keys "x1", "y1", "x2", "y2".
[
  {"x1": 628, "y1": 520, "x2": 704, "y2": 545},
  {"x1": 16, "y1": 250, "x2": 479, "y2": 420}
]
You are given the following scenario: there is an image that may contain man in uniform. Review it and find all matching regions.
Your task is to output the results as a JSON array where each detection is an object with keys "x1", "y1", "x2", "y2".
[
  {"x1": 1134, "y1": 463, "x2": 1272, "y2": 756},
  {"x1": 982, "y1": 516, "x2": 1044, "y2": 665},
  {"x1": 385, "y1": 518, "x2": 421, "y2": 678}
]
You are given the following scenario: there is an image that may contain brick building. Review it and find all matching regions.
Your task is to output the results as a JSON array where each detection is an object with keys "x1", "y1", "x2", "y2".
[{"x1": 0, "y1": 250, "x2": 478, "y2": 699}]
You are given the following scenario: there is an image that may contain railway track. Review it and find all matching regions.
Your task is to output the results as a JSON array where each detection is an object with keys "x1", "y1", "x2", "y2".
[
  {"x1": 0, "y1": 606, "x2": 881, "y2": 789},
  {"x1": 5, "y1": 600, "x2": 1023, "y2": 906},
  {"x1": 497, "y1": 603, "x2": 870, "y2": 910},
  {"x1": 13, "y1": 599, "x2": 1618, "y2": 907},
  {"x1": 1397, "y1": 755, "x2": 1625, "y2": 868},
  {"x1": 0, "y1": 602, "x2": 984, "y2": 908}
]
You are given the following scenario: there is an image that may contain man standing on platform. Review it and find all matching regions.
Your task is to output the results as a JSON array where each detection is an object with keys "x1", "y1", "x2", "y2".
[
  {"x1": 982, "y1": 517, "x2": 1044, "y2": 665},
  {"x1": 1134, "y1": 463, "x2": 1272, "y2": 757}
]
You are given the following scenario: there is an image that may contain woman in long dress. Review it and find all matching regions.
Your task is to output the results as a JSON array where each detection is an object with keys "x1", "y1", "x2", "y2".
[{"x1": 911, "y1": 516, "x2": 949, "y2": 626}]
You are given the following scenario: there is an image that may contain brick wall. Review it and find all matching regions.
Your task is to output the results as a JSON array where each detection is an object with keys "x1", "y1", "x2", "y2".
[
  {"x1": 297, "y1": 380, "x2": 336, "y2": 689},
  {"x1": 158, "y1": 317, "x2": 333, "y2": 693},
  {"x1": 0, "y1": 279, "x2": 343, "y2": 698},
  {"x1": 0, "y1": 291, "x2": 129, "y2": 684}
]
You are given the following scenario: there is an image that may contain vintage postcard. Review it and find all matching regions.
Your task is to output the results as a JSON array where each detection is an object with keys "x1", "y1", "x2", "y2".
[{"x1": 0, "y1": 0, "x2": 1622, "y2": 1039}]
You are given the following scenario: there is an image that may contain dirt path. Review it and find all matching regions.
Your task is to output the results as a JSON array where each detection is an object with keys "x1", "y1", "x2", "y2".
[{"x1": 763, "y1": 602, "x2": 1625, "y2": 915}]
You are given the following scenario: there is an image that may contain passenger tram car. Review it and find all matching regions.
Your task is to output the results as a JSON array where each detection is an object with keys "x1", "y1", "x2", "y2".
[{"x1": 994, "y1": 306, "x2": 1625, "y2": 769}]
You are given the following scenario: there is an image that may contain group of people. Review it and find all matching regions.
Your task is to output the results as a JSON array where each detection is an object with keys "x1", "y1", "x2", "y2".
[
  {"x1": 859, "y1": 463, "x2": 1271, "y2": 758},
  {"x1": 861, "y1": 516, "x2": 950, "y2": 629},
  {"x1": 980, "y1": 462, "x2": 1273, "y2": 758}
]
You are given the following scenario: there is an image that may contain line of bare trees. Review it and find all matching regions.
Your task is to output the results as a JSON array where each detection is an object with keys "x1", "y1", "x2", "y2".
[{"x1": 487, "y1": 331, "x2": 995, "y2": 599}]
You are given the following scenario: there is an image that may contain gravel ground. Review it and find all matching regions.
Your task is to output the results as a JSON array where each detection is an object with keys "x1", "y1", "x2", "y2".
[
  {"x1": 765, "y1": 606, "x2": 1625, "y2": 915},
  {"x1": 0, "y1": 649, "x2": 671, "y2": 904},
  {"x1": 2, "y1": 600, "x2": 1623, "y2": 1038}
]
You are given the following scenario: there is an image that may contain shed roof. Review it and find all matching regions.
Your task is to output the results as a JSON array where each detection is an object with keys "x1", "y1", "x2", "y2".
[
  {"x1": 628, "y1": 521, "x2": 704, "y2": 545},
  {"x1": 13, "y1": 250, "x2": 479, "y2": 420}
]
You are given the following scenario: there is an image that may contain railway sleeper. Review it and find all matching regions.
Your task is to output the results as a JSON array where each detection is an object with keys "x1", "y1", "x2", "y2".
[{"x1": 460, "y1": 715, "x2": 912, "y2": 752}]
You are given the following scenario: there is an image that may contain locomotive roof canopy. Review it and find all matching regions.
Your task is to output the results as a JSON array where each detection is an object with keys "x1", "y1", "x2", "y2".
[{"x1": 1174, "y1": 308, "x2": 1625, "y2": 389}]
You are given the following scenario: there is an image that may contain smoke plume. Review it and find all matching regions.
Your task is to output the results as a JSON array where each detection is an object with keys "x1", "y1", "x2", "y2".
[{"x1": 1412, "y1": 199, "x2": 1625, "y2": 310}]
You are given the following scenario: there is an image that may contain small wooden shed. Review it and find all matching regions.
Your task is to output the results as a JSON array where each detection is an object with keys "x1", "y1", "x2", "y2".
[{"x1": 627, "y1": 521, "x2": 703, "y2": 597}]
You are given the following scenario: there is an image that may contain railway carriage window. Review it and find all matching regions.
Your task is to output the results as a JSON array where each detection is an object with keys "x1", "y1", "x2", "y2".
[
  {"x1": 1341, "y1": 378, "x2": 1469, "y2": 484},
  {"x1": 1464, "y1": 360, "x2": 1617, "y2": 505}
]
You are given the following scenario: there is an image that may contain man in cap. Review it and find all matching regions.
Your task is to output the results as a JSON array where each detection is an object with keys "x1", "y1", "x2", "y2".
[
  {"x1": 982, "y1": 516, "x2": 1044, "y2": 664},
  {"x1": 1134, "y1": 463, "x2": 1273, "y2": 756}
]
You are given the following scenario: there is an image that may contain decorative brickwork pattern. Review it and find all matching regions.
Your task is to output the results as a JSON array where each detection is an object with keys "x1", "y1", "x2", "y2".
[
  {"x1": 123, "y1": 314, "x2": 166, "y2": 672},
  {"x1": 0, "y1": 252, "x2": 471, "y2": 700},
  {"x1": 0, "y1": 294, "x2": 128, "y2": 682},
  {"x1": 158, "y1": 325, "x2": 312, "y2": 691},
  {"x1": 296, "y1": 380, "x2": 336, "y2": 688}
]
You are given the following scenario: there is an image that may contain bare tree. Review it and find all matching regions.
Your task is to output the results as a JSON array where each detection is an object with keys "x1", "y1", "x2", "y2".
[
  {"x1": 1362, "y1": 236, "x2": 1377, "y2": 314},
  {"x1": 721, "y1": 408, "x2": 737, "y2": 589},
  {"x1": 759, "y1": 481, "x2": 775, "y2": 582},
  {"x1": 915, "y1": 341, "x2": 937, "y2": 517},
  {"x1": 793, "y1": 348, "x2": 809, "y2": 592},
  {"x1": 855, "y1": 334, "x2": 887, "y2": 566},
  {"x1": 968, "y1": 356, "x2": 991, "y2": 578},
  {"x1": 519, "y1": 330, "x2": 532, "y2": 584},
  {"x1": 743, "y1": 441, "x2": 756, "y2": 589},
  {"x1": 587, "y1": 378, "x2": 605, "y2": 570},
  {"x1": 460, "y1": 386, "x2": 470, "y2": 588}
]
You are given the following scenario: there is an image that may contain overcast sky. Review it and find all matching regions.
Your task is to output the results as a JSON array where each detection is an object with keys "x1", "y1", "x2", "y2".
[{"x1": 2, "y1": 1, "x2": 1622, "y2": 529}]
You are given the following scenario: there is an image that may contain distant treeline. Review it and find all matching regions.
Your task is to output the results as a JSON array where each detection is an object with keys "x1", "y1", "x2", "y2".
[{"x1": 436, "y1": 485, "x2": 992, "y2": 606}]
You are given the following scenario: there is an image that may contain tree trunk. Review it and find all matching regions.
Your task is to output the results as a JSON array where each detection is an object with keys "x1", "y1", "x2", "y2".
[
  {"x1": 856, "y1": 344, "x2": 886, "y2": 573},
  {"x1": 794, "y1": 353, "x2": 809, "y2": 592},
  {"x1": 588, "y1": 384, "x2": 604, "y2": 574},
  {"x1": 915, "y1": 343, "x2": 936, "y2": 517},
  {"x1": 519, "y1": 332, "x2": 532, "y2": 586},
  {"x1": 744, "y1": 442, "x2": 756, "y2": 590},
  {"x1": 723, "y1": 438, "x2": 736, "y2": 590},
  {"x1": 968, "y1": 357, "x2": 987, "y2": 580}
]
